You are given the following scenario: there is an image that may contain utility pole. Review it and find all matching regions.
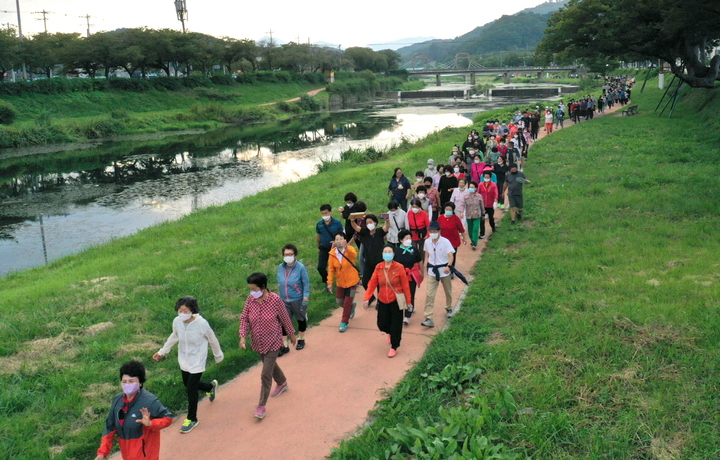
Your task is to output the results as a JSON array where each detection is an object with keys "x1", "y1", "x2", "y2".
[
  {"x1": 80, "y1": 14, "x2": 94, "y2": 37},
  {"x1": 266, "y1": 28, "x2": 274, "y2": 70},
  {"x1": 32, "y1": 9, "x2": 52, "y2": 33},
  {"x1": 15, "y1": 0, "x2": 27, "y2": 80},
  {"x1": 174, "y1": 0, "x2": 188, "y2": 33}
]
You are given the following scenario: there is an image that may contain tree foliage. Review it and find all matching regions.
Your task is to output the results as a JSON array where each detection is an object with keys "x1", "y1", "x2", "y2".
[{"x1": 536, "y1": 0, "x2": 720, "y2": 88}]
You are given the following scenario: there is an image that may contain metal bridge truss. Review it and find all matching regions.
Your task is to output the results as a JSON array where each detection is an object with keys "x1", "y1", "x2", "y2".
[{"x1": 405, "y1": 53, "x2": 486, "y2": 71}]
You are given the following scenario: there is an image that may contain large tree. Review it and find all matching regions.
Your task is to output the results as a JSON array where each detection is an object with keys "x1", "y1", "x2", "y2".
[
  {"x1": 536, "y1": 0, "x2": 720, "y2": 88},
  {"x1": 0, "y1": 28, "x2": 20, "y2": 81}
]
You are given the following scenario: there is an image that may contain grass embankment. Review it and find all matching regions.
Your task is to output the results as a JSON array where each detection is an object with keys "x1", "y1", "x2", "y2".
[
  {"x1": 0, "y1": 81, "x2": 326, "y2": 148},
  {"x1": 329, "y1": 81, "x2": 720, "y2": 459},
  {"x1": 0, "y1": 119, "x2": 481, "y2": 458}
]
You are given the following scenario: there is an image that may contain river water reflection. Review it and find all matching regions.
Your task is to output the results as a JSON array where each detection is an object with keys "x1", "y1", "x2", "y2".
[{"x1": 0, "y1": 109, "x2": 474, "y2": 277}]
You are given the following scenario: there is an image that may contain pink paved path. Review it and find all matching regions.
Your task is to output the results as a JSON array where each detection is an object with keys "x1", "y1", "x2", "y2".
[{"x1": 109, "y1": 101, "x2": 622, "y2": 460}]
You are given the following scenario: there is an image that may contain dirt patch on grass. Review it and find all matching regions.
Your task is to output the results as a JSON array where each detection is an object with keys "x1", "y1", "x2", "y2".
[
  {"x1": 82, "y1": 321, "x2": 114, "y2": 336},
  {"x1": 83, "y1": 292, "x2": 123, "y2": 311},
  {"x1": 0, "y1": 333, "x2": 78, "y2": 375},
  {"x1": 116, "y1": 338, "x2": 162, "y2": 359},
  {"x1": 49, "y1": 445, "x2": 65, "y2": 458},
  {"x1": 650, "y1": 434, "x2": 686, "y2": 460},
  {"x1": 486, "y1": 331, "x2": 508, "y2": 346},
  {"x1": 614, "y1": 316, "x2": 698, "y2": 352},
  {"x1": 646, "y1": 278, "x2": 661, "y2": 286}
]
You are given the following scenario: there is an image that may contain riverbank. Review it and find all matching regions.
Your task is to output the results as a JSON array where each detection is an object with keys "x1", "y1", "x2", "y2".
[
  {"x1": 0, "y1": 81, "x2": 327, "y2": 149},
  {"x1": 329, "y1": 79, "x2": 720, "y2": 458}
]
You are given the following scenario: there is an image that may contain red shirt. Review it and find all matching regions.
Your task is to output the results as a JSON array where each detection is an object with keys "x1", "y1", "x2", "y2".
[
  {"x1": 438, "y1": 214, "x2": 465, "y2": 248},
  {"x1": 239, "y1": 291, "x2": 295, "y2": 354},
  {"x1": 407, "y1": 209, "x2": 430, "y2": 241}
]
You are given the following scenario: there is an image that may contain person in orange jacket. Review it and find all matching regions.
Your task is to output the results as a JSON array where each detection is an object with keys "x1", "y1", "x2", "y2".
[
  {"x1": 327, "y1": 231, "x2": 361, "y2": 333},
  {"x1": 95, "y1": 361, "x2": 173, "y2": 460},
  {"x1": 363, "y1": 245, "x2": 413, "y2": 357}
]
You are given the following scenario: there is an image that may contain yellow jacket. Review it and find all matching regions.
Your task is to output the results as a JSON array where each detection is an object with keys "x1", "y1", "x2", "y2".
[{"x1": 327, "y1": 245, "x2": 360, "y2": 288}]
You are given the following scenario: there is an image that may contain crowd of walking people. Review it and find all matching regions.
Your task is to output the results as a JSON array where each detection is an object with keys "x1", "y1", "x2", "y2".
[{"x1": 94, "y1": 85, "x2": 637, "y2": 457}]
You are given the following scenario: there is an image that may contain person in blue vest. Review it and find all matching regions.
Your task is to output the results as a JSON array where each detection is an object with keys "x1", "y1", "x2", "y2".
[{"x1": 277, "y1": 243, "x2": 310, "y2": 354}]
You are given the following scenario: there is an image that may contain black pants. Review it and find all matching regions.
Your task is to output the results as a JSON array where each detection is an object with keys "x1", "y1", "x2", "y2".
[
  {"x1": 182, "y1": 371, "x2": 213, "y2": 421},
  {"x1": 317, "y1": 247, "x2": 330, "y2": 284},
  {"x1": 481, "y1": 207, "x2": 495, "y2": 236},
  {"x1": 377, "y1": 300, "x2": 403, "y2": 349}
]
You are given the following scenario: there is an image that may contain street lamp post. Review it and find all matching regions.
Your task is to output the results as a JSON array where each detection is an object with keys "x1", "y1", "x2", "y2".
[{"x1": 174, "y1": 0, "x2": 188, "y2": 33}]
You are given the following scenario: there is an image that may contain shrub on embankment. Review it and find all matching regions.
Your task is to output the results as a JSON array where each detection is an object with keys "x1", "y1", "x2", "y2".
[
  {"x1": 0, "y1": 78, "x2": 326, "y2": 148},
  {"x1": 329, "y1": 80, "x2": 720, "y2": 459}
]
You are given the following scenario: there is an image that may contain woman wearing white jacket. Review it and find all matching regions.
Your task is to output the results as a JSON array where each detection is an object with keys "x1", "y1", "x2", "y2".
[{"x1": 153, "y1": 296, "x2": 224, "y2": 434}]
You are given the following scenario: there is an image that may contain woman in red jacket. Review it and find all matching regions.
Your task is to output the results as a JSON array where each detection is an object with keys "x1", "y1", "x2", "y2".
[
  {"x1": 407, "y1": 198, "x2": 430, "y2": 259},
  {"x1": 363, "y1": 245, "x2": 412, "y2": 358},
  {"x1": 438, "y1": 201, "x2": 467, "y2": 267}
]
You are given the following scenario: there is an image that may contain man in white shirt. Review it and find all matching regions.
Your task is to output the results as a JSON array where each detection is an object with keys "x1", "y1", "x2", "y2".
[{"x1": 422, "y1": 221, "x2": 455, "y2": 327}]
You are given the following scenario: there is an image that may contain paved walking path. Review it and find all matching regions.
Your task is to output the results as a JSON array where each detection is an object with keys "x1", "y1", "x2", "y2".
[{"x1": 109, "y1": 101, "x2": 622, "y2": 460}]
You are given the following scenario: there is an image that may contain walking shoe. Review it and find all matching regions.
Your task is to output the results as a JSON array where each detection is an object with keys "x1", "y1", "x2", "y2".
[
  {"x1": 278, "y1": 346, "x2": 290, "y2": 357},
  {"x1": 511, "y1": 220, "x2": 516, "y2": 225},
  {"x1": 271, "y1": 381, "x2": 288, "y2": 397},
  {"x1": 296, "y1": 339, "x2": 305, "y2": 350},
  {"x1": 339, "y1": 322, "x2": 348, "y2": 332},
  {"x1": 403, "y1": 317, "x2": 409, "y2": 325},
  {"x1": 446, "y1": 309, "x2": 454, "y2": 318},
  {"x1": 254, "y1": 405, "x2": 266, "y2": 419},
  {"x1": 480, "y1": 234, "x2": 486, "y2": 239},
  {"x1": 388, "y1": 348, "x2": 397, "y2": 358},
  {"x1": 349, "y1": 301, "x2": 357, "y2": 319},
  {"x1": 421, "y1": 319, "x2": 435, "y2": 328},
  {"x1": 180, "y1": 419, "x2": 198, "y2": 433},
  {"x1": 206, "y1": 379, "x2": 218, "y2": 402},
  {"x1": 471, "y1": 243, "x2": 477, "y2": 250}
]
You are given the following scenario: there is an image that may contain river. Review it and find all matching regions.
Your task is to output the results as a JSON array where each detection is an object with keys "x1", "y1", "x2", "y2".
[{"x1": 0, "y1": 108, "x2": 479, "y2": 277}]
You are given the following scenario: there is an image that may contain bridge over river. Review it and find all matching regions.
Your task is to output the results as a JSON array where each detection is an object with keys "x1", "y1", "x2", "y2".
[{"x1": 408, "y1": 66, "x2": 582, "y2": 85}]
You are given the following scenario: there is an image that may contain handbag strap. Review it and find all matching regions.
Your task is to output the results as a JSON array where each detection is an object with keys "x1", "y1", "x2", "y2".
[{"x1": 336, "y1": 248, "x2": 360, "y2": 273}]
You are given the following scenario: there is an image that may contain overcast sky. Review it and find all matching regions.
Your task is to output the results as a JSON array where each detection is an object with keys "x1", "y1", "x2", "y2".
[{"x1": 2, "y1": 0, "x2": 549, "y2": 48}]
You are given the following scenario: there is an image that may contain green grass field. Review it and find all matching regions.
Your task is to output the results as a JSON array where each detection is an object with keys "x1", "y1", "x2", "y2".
[{"x1": 328, "y1": 81, "x2": 720, "y2": 459}]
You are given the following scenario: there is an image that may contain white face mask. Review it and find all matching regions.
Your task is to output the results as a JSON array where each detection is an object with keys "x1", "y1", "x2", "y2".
[
  {"x1": 346, "y1": 202, "x2": 353, "y2": 208},
  {"x1": 445, "y1": 172, "x2": 451, "y2": 176},
  {"x1": 453, "y1": 168, "x2": 460, "y2": 173},
  {"x1": 418, "y1": 193, "x2": 426, "y2": 199},
  {"x1": 474, "y1": 159, "x2": 481, "y2": 163},
  {"x1": 430, "y1": 232, "x2": 440, "y2": 240},
  {"x1": 283, "y1": 255, "x2": 295, "y2": 264},
  {"x1": 484, "y1": 177, "x2": 491, "y2": 182},
  {"x1": 402, "y1": 239, "x2": 412, "y2": 247},
  {"x1": 411, "y1": 207, "x2": 420, "y2": 213},
  {"x1": 416, "y1": 178, "x2": 422, "y2": 182},
  {"x1": 322, "y1": 215, "x2": 331, "y2": 221},
  {"x1": 366, "y1": 223, "x2": 376, "y2": 231},
  {"x1": 178, "y1": 312, "x2": 192, "y2": 322}
]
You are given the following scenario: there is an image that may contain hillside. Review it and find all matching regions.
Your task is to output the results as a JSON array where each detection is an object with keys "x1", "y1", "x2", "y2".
[{"x1": 397, "y1": 0, "x2": 569, "y2": 63}]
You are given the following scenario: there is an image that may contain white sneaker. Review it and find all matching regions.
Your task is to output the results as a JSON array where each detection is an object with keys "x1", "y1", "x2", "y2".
[
  {"x1": 446, "y1": 309, "x2": 454, "y2": 318},
  {"x1": 403, "y1": 317, "x2": 409, "y2": 325}
]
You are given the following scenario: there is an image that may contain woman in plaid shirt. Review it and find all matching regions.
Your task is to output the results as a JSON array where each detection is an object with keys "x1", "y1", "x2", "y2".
[{"x1": 240, "y1": 272, "x2": 297, "y2": 420}]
